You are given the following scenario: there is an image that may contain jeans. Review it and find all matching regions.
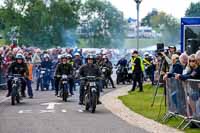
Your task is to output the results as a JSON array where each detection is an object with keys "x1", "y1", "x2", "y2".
[{"x1": 27, "y1": 79, "x2": 33, "y2": 97}]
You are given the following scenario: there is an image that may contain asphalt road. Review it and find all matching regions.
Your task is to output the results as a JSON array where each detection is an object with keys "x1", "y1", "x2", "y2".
[{"x1": 0, "y1": 82, "x2": 148, "y2": 133}]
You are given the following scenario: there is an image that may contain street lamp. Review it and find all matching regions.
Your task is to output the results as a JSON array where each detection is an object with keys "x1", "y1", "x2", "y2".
[{"x1": 134, "y1": 0, "x2": 142, "y2": 51}]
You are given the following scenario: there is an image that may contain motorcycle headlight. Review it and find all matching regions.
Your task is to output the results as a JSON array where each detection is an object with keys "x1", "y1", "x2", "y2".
[{"x1": 41, "y1": 71, "x2": 45, "y2": 74}]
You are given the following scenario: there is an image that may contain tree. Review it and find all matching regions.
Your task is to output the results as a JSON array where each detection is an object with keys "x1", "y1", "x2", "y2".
[
  {"x1": 141, "y1": 10, "x2": 180, "y2": 44},
  {"x1": 185, "y1": 2, "x2": 200, "y2": 17},
  {"x1": 81, "y1": 0, "x2": 125, "y2": 48},
  {"x1": 0, "y1": 0, "x2": 81, "y2": 48},
  {"x1": 141, "y1": 9, "x2": 158, "y2": 26}
]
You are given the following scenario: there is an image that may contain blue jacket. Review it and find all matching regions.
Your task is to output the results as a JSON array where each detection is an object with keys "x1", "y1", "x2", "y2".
[
  {"x1": 180, "y1": 66, "x2": 200, "y2": 80},
  {"x1": 41, "y1": 61, "x2": 53, "y2": 70},
  {"x1": 167, "y1": 61, "x2": 183, "y2": 78},
  {"x1": 116, "y1": 59, "x2": 127, "y2": 67}
]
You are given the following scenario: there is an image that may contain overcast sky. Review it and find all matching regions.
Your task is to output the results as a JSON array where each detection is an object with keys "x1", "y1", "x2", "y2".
[
  {"x1": 0, "y1": 0, "x2": 199, "y2": 19},
  {"x1": 108, "y1": 0, "x2": 199, "y2": 19}
]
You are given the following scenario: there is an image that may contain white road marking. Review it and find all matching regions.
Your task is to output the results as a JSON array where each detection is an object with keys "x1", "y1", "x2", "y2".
[
  {"x1": 78, "y1": 109, "x2": 84, "y2": 113},
  {"x1": 0, "y1": 97, "x2": 9, "y2": 103},
  {"x1": 40, "y1": 102, "x2": 62, "y2": 110},
  {"x1": 18, "y1": 110, "x2": 33, "y2": 114},
  {"x1": 39, "y1": 110, "x2": 55, "y2": 113},
  {"x1": 61, "y1": 109, "x2": 67, "y2": 113}
]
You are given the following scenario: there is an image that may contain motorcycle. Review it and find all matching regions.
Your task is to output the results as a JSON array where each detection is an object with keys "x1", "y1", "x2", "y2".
[
  {"x1": 56, "y1": 75, "x2": 70, "y2": 102},
  {"x1": 127, "y1": 67, "x2": 133, "y2": 84},
  {"x1": 116, "y1": 66, "x2": 128, "y2": 85},
  {"x1": 80, "y1": 76, "x2": 99, "y2": 113},
  {"x1": 101, "y1": 66, "x2": 110, "y2": 88},
  {"x1": 8, "y1": 74, "x2": 23, "y2": 105}
]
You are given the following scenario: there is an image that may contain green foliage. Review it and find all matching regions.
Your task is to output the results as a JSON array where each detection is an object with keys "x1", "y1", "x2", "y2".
[
  {"x1": 185, "y1": 2, "x2": 200, "y2": 17},
  {"x1": 81, "y1": 0, "x2": 125, "y2": 48},
  {"x1": 0, "y1": 0, "x2": 81, "y2": 48},
  {"x1": 141, "y1": 10, "x2": 180, "y2": 44}
]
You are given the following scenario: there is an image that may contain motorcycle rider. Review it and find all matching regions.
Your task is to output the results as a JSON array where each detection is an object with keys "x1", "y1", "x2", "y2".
[
  {"x1": 116, "y1": 56, "x2": 128, "y2": 67},
  {"x1": 36, "y1": 54, "x2": 53, "y2": 91},
  {"x1": 7, "y1": 53, "x2": 29, "y2": 97},
  {"x1": 67, "y1": 54, "x2": 75, "y2": 95},
  {"x1": 102, "y1": 55, "x2": 116, "y2": 88},
  {"x1": 73, "y1": 52, "x2": 83, "y2": 70},
  {"x1": 79, "y1": 55, "x2": 102, "y2": 105},
  {"x1": 116, "y1": 56, "x2": 128, "y2": 84},
  {"x1": 54, "y1": 54, "x2": 73, "y2": 96}
]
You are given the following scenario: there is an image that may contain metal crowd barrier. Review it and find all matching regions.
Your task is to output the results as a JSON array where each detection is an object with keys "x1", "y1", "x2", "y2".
[{"x1": 164, "y1": 78, "x2": 200, "y2": 130}]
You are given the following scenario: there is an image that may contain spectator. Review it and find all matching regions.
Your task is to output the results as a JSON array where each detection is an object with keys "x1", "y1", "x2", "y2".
[
  {"x1": 179, "y1": 53, "x2": 190, "y2": 75},
  {"x1": 163, "y1": 54, "x2": 183, "y2": 80},
  {"x1": 175, "y1": 54, "x2": 200, "y2": 80}
]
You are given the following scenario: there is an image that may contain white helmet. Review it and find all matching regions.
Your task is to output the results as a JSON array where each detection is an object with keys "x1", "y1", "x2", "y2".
[
  {"x1": 15, "y1": 53, "x2": 25, "y2": 60},
  {"x1": 44, "y1": 54, "x2": 50, "y2": 58},
  {"x1": 144, "y1": 52, "x2": 149, "y2": 56},
  {"x1": 74, "y1": 52, "x2": 80, "y2": 56},
  {"x1": 58, "y1": 54, "x2": 62, "y2": 59},
  {"x1": 67, "y1": 54, "x2": 72, "y2": 58}
]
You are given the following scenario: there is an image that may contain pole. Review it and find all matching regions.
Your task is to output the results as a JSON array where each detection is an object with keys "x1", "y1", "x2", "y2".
[{"x1": 136, "y1": 2, "x2": 140, "y2": 51}]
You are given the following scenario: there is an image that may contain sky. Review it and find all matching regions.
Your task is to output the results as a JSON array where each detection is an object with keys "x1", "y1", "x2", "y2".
[
  {"x1": 0, "y1": 0, "x2": 199, "y2": 19},
  {"x1": 108, "y1": 0, "x2": 200, "y2": 19}
]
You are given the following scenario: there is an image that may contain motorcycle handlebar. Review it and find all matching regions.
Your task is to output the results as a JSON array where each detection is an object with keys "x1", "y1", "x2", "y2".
[{"x1": 80, "y1": 76, "x2": 102, "y2": 80}]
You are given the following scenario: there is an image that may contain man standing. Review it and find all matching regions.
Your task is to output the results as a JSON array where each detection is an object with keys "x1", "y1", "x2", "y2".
[{"x1": 129, "y1": 50, "x2": 144, "y2": 92}]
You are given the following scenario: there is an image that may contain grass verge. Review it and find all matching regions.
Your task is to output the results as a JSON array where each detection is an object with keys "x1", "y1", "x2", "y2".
[{"x1": 119, "y1": 84, "x2": 199, "y2": 133}]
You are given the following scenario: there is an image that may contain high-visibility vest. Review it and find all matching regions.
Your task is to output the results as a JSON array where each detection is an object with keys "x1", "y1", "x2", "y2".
[
  {"x1": 143, "y1": 58, "x2": 151, "y2": 65},
  {"x1": 131, "y1": 56, "x2": 144, "y2": 72},
  {"x1": 69, "y1": 61, "x2": 74, "y2": 65}
]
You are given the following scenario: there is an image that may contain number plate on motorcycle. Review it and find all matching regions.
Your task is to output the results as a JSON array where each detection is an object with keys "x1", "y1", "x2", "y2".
[
  {"x1": 90, "y1": 82, "x2": 96, "y2": 86},
  {"x1": 62, "y1": 75, "x2": 68, "y2": 79}
]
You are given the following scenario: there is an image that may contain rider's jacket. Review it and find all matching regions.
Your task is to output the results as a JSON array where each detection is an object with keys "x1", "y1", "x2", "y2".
[
  {"x1": 55, "y1": 63, "x2": 73, "y2": 76},
  {"x1": 8, "y1": 62, "x2": 29, "y2": 77},
  {"x1": 73, "y1": 58, "x2": 83, "y2": 69},
  {"x1": 41, "y1": 61, "x2": 53, "y2": 70},
  {"x1": 79, "y1": 63, "x2": 101, "y2": 77},
  {"x1": 116, "y1": 58, "x2": 127, "y2": 67}
]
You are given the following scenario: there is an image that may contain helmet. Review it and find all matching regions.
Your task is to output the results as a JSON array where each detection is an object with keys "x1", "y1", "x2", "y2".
[
  {"x1": 67, "y1": 54, "x2": 72, "y2": 58},
  {"x1": 168, "y1": 45, "x2": 176, "y2": 49},
  {"x1": 144, "y1": 52, "x2": 149, "y2": 56},
  {"x1": 44, "y1": 54, "x2": 50, "y2": 59},
  {"x1": 15, "y1": 54, "x2": 24, "y2": 60},
  {"x1": 74, "y1": 52, "x2": 80, "y2": 56},
  {"x1": 61, "y1": 54, "x2": 68, "y2": 59},
  {"x1": 58, "y1": 54, "x2": 62, "y2": 59},
  {"x1": 87, "y1": 55, "x2": 94, "y2": 59}
]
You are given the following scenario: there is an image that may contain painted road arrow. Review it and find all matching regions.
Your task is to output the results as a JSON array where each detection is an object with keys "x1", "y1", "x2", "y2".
[{"x1": 40, "y1": 102, "x2": 62, "y2": 110}]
